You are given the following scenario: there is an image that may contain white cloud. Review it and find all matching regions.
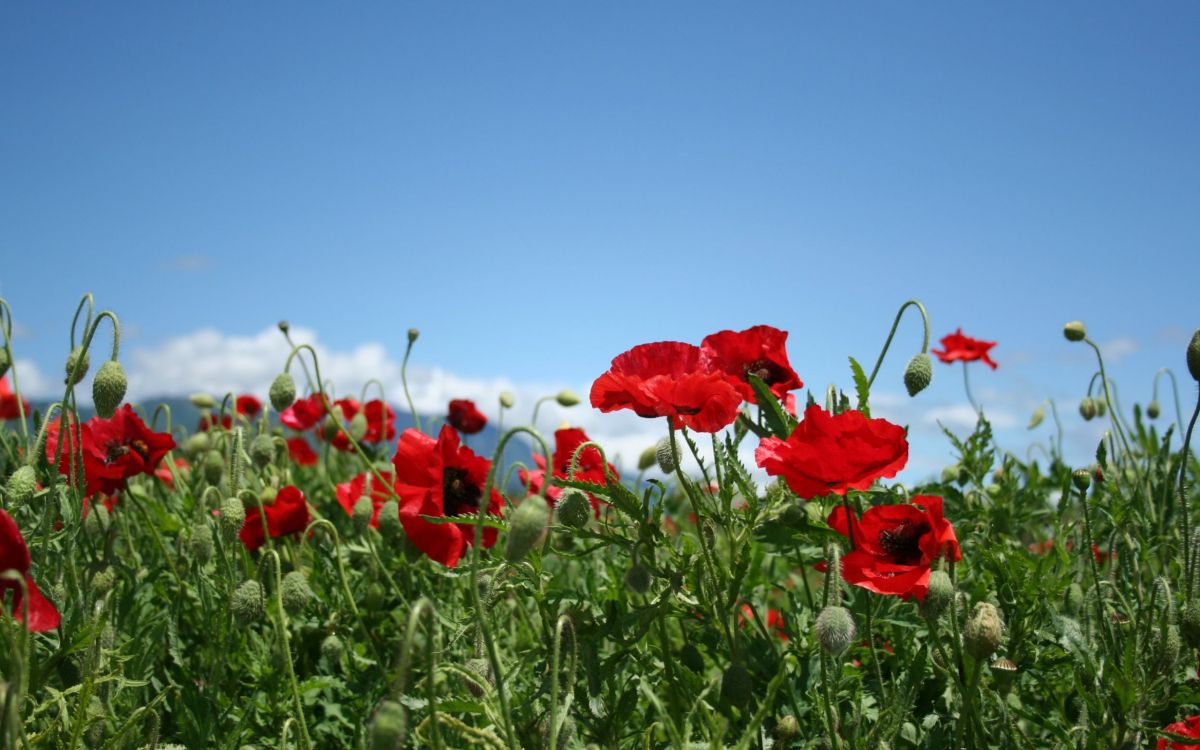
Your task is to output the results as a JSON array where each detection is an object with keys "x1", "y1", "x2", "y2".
[
  {"x1": 7, "y1": 359, "x2": 55, "y2": 400},
  {"x1": 1100, "y1": 336, "x2": 1138, "y2": 364}
]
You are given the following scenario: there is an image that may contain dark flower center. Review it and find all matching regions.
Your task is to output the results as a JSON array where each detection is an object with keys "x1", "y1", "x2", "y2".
[
  {"x1": 877, "y1": 520, "x2": 931, "y2": 565},
  {"x1": 743, "y1": 359, "x2": 788, "y2": 385},
  {"x1": 107, "y1": 439, "x2": 150, "y2": 464},
  {"x1": 442, "y1": 466, "x2": 482, "y2": 517}
]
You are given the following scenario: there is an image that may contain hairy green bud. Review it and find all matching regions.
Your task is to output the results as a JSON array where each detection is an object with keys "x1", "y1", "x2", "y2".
[
  {"x1": 721, "y1": 663, "x2": 753, "y2": 709},
  {"x1": 321, "y1": 633, "x2": 344, "y2": 664},
  {"x1": 920, "y1": 570, "x2": 954, "y2": 621},
  {"x1": 352, "y1": 496, "x2": 374, "y2": 534},
  {"x1": 1152, "y1": 624, "x2": 1181, "y2": 674},
  {"x1": 231, "y1": 580, "x2": 264, "y2": 625},
  {"x1": 189, "y1": 393, "x2": 216, "y2": 409},
  {"x1": 203, "y1": 449, "x2": 225, "y2": 484},
  {"x1": 1147, "y1": 401, "x2": 1161, "y2": 420},
  {"x1": 250, "y1": 434, "x2": 276, "y2": 468},
  {"x1": 776, "y1": 715, "x2": 800, "y2": 742},
  {"x1": 219, "y1": 497, "x2": 246, "y2": 542},
  {"x1": 84, "y1": 505, "x2": 111, "y2": 540},
  {"x1": 1028, "y1": 405, "x2": 1046, "y2": 430},
  {"x1": 1078, "y1": 397, "x2": 1097, "y2": 421},
  {"x1": 624, "y1": 564, "x2": 652, "y2": 594},
  {"x1": 188, "y1": 521, "x2": 215, "y2": 565},
  {"x1": 1093, "y1": 398, "x2": 1107, "y2": 417},
  {"x1": 407, "y1": 328, "x2": 419, "y2": 344},
  {"x1": 91, "y1": 567, "x2": 117, "y2": 595},
  {"x1": 679, "y1": 643, "x2": 704, "y2": 673},
  {"x1": 555, "y1": 489, "x2": 591, "y2": 529},
  {"x1": 0, "y1": 347, "x2": 9, "y2": 379},
  {"x1": 637, "y1": 444, "x2": 657, "y2": 472},
  {"x1": 1189, "y1": 329, "x2": 1200, "y2": 382},
  {"x1": 64, "y1": 346, "x2": 90, "y2": 386},
  {"x1": 91, "y1": 360, "x2": 127, "y2": 418},
  {"x1": 462, "y1": 657, "x2": 492, "y2": 697},
  {"x1": 815, "y1": 605, "x2": 856, "y2": 654},
  {"x1": 555, "y1": 389, "x2": 581, "y2": 407},
  {"x1": 506, "y1": 495, "x2": 550, "y2": 562},
  {"x1": 963, "y1": 601, "x2": 1004, "y2": 660},
  {"x1": 903, "y1": 353, "x2": 933, "y2": 397},
  {"x1": 377, "y1": 500, "x2": 402, "y2": 540},
  {"x1": 655, "y1": 438, "x2": 676, "y2": 474},
  {"x1": 368, "y1": 700, "x2": 407, "y2": 750},
  {"x1": 1072, "y1": 468, "x2": 1092, "y2": 492},
  {"x1": 5, "y1": 465, "x2": 37, "y2": 505},
  {"x1": 1181, "y1": 601, "x2": 1200, "y2": 650},
  {"x1": 281, "y1": 571, "x2": 314, "y2": 614},
  {"x1": 269, "y1": 372, "x2": 296, "y2": 412},
  {"x1": 1063, "y1": 582, "x2": 1084, "y2": 616},
  {"x1": 1063, "y1": 321, "x2": 1087, "y2": 342},
  {"x1": 184, "y1": 432, "x2": 210, "y2": 457}
]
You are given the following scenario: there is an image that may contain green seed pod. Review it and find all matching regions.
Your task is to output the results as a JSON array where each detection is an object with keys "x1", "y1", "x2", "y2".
[
  {"x1": 963, "y1": 602, "x2": 1004, "y2": 660},
  {"x1": 250, "y1": 434, "x2": 276, "y2": 468},
  {"x1": 5, "y1": 465, "x2": 37, "y2": 505},
  {"x1": 1064, "y1": 583, "x2": 1085, "y2": 616},
  {"x1": 84, "y1": 505, "x2": 111, "y2": 540},
  {"x1": 815, "y1": 606, "x2": 856, "y2": 655},
  {"x1": 188, "y1": 521, "x2": 215, "y2": 565},
  {"x1": 1063, "y1": 321, "x2": 1087, "y2": 342},
  {"x1": 920, "y1": 570, "x2": 955, "y2": 621},
  {"x1": 1189, "y1": 329, "x2": 1200, "y2": 382},
  {"x1": 64, "y1": 346, "x2": 90, "y2": 386},
  {"x1": 321, "y1": 633, "x2": 344, "y2": 664},
  {"x1": 499, "y1": 391, "x2": 515, "y2": 409},
  {"x1": 903, "y1": 353, "x2": 933, "y2": 397},
  {"x1": 269, "y1": 372, "x2": 296, "y2": 412},
  {"x1": 555, "y1": 490, "x2": 591, "y2": 529},
  {"x1": 91, "y1": 567, "x2": 117, "y2": 595},
  {"x1": 1181, "y1": 601, "x2": 1200, "y2": 650},
  {"x1": 1093, "y1": 398, "x2": 1107, "y2": 417},
  {"x1": 184, "y1": 432, "x2": 210, "y2": 457},
  {"x1": 679, "y1": 643, "x2": 704, "y2": 673},
  {"x1": 219, "y1": 497, "x2": 246, "y2": 542},
  {"x1": 203, "y1": 449, "x2": 225, "y2": 484},
  {"x1": 655, "y1": 438, "x2": 676, "y2": 473},
  {"x1": 721, "y1": 663, "x2": 753, "y2": 709},
  {"x1": 506, "y1": 495, "x2": 550, "y2": 562},
  {"x1": 281, "y1": 571, "x2": 314, "y2": 615},
  {"x1": 407, "y1": 328, "x2": 419, "y2": 344},
  {"x1": 368, "y1": 700, "x2": 407, "y2": 750},
  {"x1": 637, "y1": 444, "x2": 657, "y2": 472},
  {"x1": 1147, "y1": 401, "x2": 1161, "y2": 420},
  {"x1": 624, "y1": 564, "x2": 652, "y2": 594},
  {"x1": 775, "y1": 715, "x2": 800, "y2": 743},
  {"x1": 91, "y1": 360, "x2": 127, "y2": 418},
  {"x1": 555, "y1": 389, "x2": 581, "y2": 407},
  {"x1": 231, "y1": 580, "x2": 264, "y2": 625},
  {"x1": 1078, "y1": 397, "x2": 1097, "y2": 421},
  {"x1": 1072, "y1": 469, "x2": 1092, "y2": 492},
  {"x1": 377, "y1": 500, "x2": 402, "y2": 540},
  {"x1": 189, "y1": 393, "x2": 217, "y2": 409},
  {"x1": 352, "y1": 496, "x2": 374, "y2": 534}
]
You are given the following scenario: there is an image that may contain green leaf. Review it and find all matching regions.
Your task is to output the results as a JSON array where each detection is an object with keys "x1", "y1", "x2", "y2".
[
  {"x1": 1096, "y1": 437, "x2": 1108, "y2": 470},
  {"x1": 748, "y1": 374, "x2": 792, "y2": 438},
  {"x1": 849, "y1": 356, "x2": 871, "y2": 417}
]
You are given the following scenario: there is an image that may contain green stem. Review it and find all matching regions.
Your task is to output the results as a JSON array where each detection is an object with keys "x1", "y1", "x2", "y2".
[
  {"x1": 393, "y1": 598, "x2": 443, "y2": 750},
  {"x1": 263, "y1": 551, "x2": 312, "y2": 750},
  {"x1": 400, "y1": 334, "x2": 421, "y2": 433},
  {"x1": 866, "y1": 299, "x2": 931, "y2": 389},
  {"x1": 962, "y1": 362, "x2": 979, "y2": 416},
  {"x1": 0, "y1": 300, "x2": 30, "y2": 446},
  {"x1": 1179, "y1": 385, "x2": 1199, "y2": 593}
]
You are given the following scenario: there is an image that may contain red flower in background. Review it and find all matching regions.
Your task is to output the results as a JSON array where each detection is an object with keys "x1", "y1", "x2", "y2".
[
  {"x1": 700, "y1": 325, "x2": 803, "y2": 401},
  {"x1": 0, "y1": 377, "x2": 29, "y2": 420},
  {"x1": 392, "y1": 425, "x2": 504, "y2": 567},
  {"x1": 198, "y1": 413, "x2": 233, "y2": 432},
  {"x1": 933, "y1": 329, "x2": 998, "y2": 370},
  {"x1": 755, "y1": 405, "x2": 908, "y2": 499},
  {"x1": 280, "y1": 394, "x2": 326, "y2": 431},
  {"x1": 590, "y1": 342, "x2": 742, "y2": 433},
  {"x1": 240, "y1": 485, "x2": 311, "y2": 552},
  {"x1": 1159, "y1": 715, "x2": 1200, "y2": 750},
  {"x1": 47, "y1": 405, "x2": 176, "y2": 497},
  {"x1": 336, "y1": 470, "x2": 396, "y2": 528},
  {"x1": 519, "y1": 427, "x2": 618, "y2": 514},
  {"x1": 828, "y1": 495, "x2": 961, "y2": 601},
  {"x1": 154, "y1": 457, "x2": 190, "y2": 489},
  {"x1": 236, "y1": 395, "x2": 263, "y2": 418},
  {"x1": 287, "y1": 437, "x2": 319, "y2": 466},
  {"x1": 0, "y1": 509, "x2": 60, "y2": 632},
  {"x1": 739, "y1": 604, "x2": 789, "y2": 641},
  {"x1": 447, "y1": 399, "x2": 487, "y2": 435},
  {"x1": 328, "y1": 398, "x2": 397, "y2": 450}
]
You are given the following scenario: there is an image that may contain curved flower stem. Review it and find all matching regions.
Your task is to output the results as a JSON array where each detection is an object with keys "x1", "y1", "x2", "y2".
[
  {"x1": 1048, "y1": 399, "x2": 1064, "y2": 459},
  {"x1": 866, "y1": 299, "x2": 931, "y2": 389},
  {"x1": 262, "y1": 550, "x2": 312, "y2": 750},
  {"x1": 0, "y1": 300, "x2": 30, "y2": 445},
  {"x1": 393, "y1": 598, "x2": 443, "y2": 750},
  {"x1": 860, "y1": 595, "x2": 889, "y2": 704},
  {"x1": 1076, "y1": 480, "x2": 1113, "y2": 649},
  {"x1": 530, "y1": 395, "x2": 554, "y2": 429},
  {"x1": 962, "y1": 363, "x2": 979, "y2": 416},
  {"x1": 1179, "y1": 385, "x2": 1199, "y2": 590},
  {"x1": 400, "y1": 334, "x2": 421, "y2": 433},
  {"x1": 278, "y1": 325, "x2": 316, "y2": 393},
  {"x1": 358, "y1": 378, "x2": 386, "y2": 406},
  {"x1": 1153, "y1": 367, "x2": 1186, "y2": 436},
  {"x1": 547, "y1": 615, "x2": 577, "y2": 750},
  {"x1": 1083, "y1": 338, "x2": 1136, "y2": 466}
]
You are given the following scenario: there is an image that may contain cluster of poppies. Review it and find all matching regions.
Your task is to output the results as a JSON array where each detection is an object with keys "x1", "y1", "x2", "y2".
[
  {"x1": 45, "y1": 404, "x2": 176, "y2": 498},
  {"x1": 279, "y1": 392, "x2": 398, "y2": 466},
  {"x1": 591, "y1": 324, "x2": 967, "y2": 602},
  {"x1": 0, "y1": 376, "x2": 29, "y2": 420}
]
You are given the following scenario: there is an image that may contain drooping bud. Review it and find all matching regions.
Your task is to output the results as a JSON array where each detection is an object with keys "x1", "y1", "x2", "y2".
[
  {"x1": 498, "y1": 391, "x2": 515, "y2": 409},
  {"x1": 1063, "y1": 583, "x2": 1084, "y2": 616},
  {"x1": 321, "y1": 633, "x2": 344, "y2": 664},
  {"x1": 1072, "y1": 469, "x2": 1092, "y2": 492},
  {"x1": 721, "y1": 664, "x2": 753, "y2": 709},
  {"x1": 555, "y1": 389, "x2": 581, "y2": 407},
  {"x1": 281, "y1": 570, "x2": 314, "y2": 614},
  {"x1": 184, "y1": 432, "x2": 210, "y2": 457},
  {"x1": 920, "y1": 570, "x2": 955, "y2": 621},
  {"x1": 1093, "y1": 398, "x2": 1107, "y2": 417},
  {"x1": 505, "y1": 495, "x2": 550, "y2": 562},
  {"x1": 377, "y1": 500, "x2": 402, "y2": 540},
  {"x1": 203, "y1": 450, "x2": 225, "y2": 484},
  {"x1": 1180, "y1": 601, "x2": 1200, "y2": 650},
  {"x1": 1078, "y1": 398, "x2": 1096, "y2": 421},
  {"x1": 231, "y1": 580, "x2": 264, "y2": 625},
  {"x1": 188, "y1": 521, "x2": 215, "y2": 564},
  {"x1": 91, "y1": 360, "x2": 127, "y2": 418},
  {"x1": 1152, "y1": 624, "x2": 1181, "y2": 674},
  {"x1": 624, "y1": 564, "x2": 652, "y2": 594},
  {"x1": 815, "y1": 606, "x2": 856, "y2": 655},
  {"x1": 406, "y1": 328, "x2": 419, "y2": 344},
  {"x1": 84, "y1": 505, "x2": 111, "y2": 540},
  {"x1": 903, "y1": 353, "x2": 933, "y2": 397},
  {"x1": 368, "y1": 700, "x2": 408, "y2": 750},
  {"x1": 218, "y1": 496, "x2": 246, "y2": 542},
  {"x1": 277, "y1": 320, "x2": 290, "y2": 334},
  {"x1": 348, "y1": 412, "x2": 368, "y2": 442},
  {"x1": 352, "y1": 496, "x2": 374, "y2": 534},
  {"x1": 963, "y1": 601, "x2": 1004, "y2": 660},
  {"x1": 1188, "y1": 329, "x2": 1200, "y2": 382},
  {"x1": 1028, "y1": 405, "x2": 1046, "y2": 430},
  {"x1": 269, "y1": 372, "x2": 296, "y2": 412},
  {"x1": 1063, "y1": 321, "x2": 1087, "y2": 342},
  {"x1": 540, "y1": 716, "x2": 575, "y2": 750},
  {"x1": 249, "y1": 434, "x2": 275, "y2": 468},
  {"x1": 189, "y1": 393, "x2": 217, "y2": 409},
  {"x1": 91, "y1": 567, "x2": 117, "y2": 595},
  {"x1": 637, "y1": 444, "x2": 657, "y2": 472},
  {"x1": 258, "y1": 486, "x2": 277, "y2": 506},
  {"x1": 5, "y1": 465, "x2": 37, "y2": 505},
  {"x1": 655, "y1": 438, "x2": 676, "y2": 474},
  {"x1": 1147, "y1": 401, "x2": 1161, "y2": 420},
  {"x1": 556, "y1": 490, "x2": 591, "y2": 529},
  {"x1": 64, "y1": 346, "x2": 90, "y2": 385},
  {"x1": 323, "y1": 406, "x2": 345, "y2": 442}
]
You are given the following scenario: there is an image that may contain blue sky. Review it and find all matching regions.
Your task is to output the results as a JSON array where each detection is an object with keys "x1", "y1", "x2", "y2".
[{"x1": 2, "y1": 3, "x2": 1197, "y2": 478}]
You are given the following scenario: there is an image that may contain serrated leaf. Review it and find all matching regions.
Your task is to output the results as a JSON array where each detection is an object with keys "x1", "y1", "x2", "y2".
[
  {"x1": 748, "y1": 374, "x2": 792, "y2": 438},
  {"x1": 1096, "y1": 436, "x2": 1108, "y2": 470},
  {"x1": 849, "y1": 356, "x2": 871, "y2": 417}
]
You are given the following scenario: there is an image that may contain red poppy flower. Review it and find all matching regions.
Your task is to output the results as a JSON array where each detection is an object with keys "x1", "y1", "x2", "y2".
[
  {"x1": 0, "y1": 509, "x2": 60, "y2": 632},
  {"x1": 447, "y1": 399, "x2": 487, "y2": 435},
  {"x1": 198, "y1": 413, "x2": 233, "y2": 432},
  {"x1": 739, "y1": 604, "x2": 788, "y2": 641},
  {"x1": 700, "y1": 325, "x2": 803, "y2": 402},
  {"x1": 0, "y1": 377, "x2": 29, "y2": 421},
  {"x1": 518, "y1": 427, "x2": 618, "y2": 515},
  {"x1": 280, "y1": 393, "x2": 326, "y2": 431},
  {"x1": 236, "y1": 394, "x2": 263, "y2": 418},
  {"x1": 828, "y1": 495, "x2": 961, "y2": 600},
  {"x1": 47, "y1": 405, "x2": 176, "y2": 496},
  {"x1": 932, "y1": 329, "x2": 998, "y2": 370},
  {"x1": 240, "y1": 485, "x2": 312, "y2": 552},
  {"x1": 328, "y1": 398, "x2": 397, "y2": 450},
  {"x1": 755, "y1": 405, "x2": 908, "y2": 499},
  {"x1": 336, "y1": 470, "x2": 396, "y2": 528},
  {"x1": 392, "y1": 425, "x2": 505, "y2": 567},
  {"x1": 154, "y1": 457, "x2": 190, "y2": 489},
  {"x1": 590, "y1": 342, "x2": 743, "y2": 433},
  {"x1": 286, "y1": 437, "x2": 319, "y2": 466},
  {"x1": 1159, "y1": 715, "x2": 1200, "y2": 750}
]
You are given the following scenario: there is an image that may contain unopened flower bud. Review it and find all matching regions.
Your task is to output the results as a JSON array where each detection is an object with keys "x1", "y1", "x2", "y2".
[
  {"x1": 231, "y1": 580, "x2": 264, "y2": 625},
  {"x1": 91, "y1": 567, "x2": 116, "y2": 595},
  {"x1": 815, "y1": 605, "x2": 856, "y2": 654},
  {"x1": 92, "y1": 360, "x2": 127, "y2": 418},
  {"x1": 188, "y1": 521, "x2": 215, "y2": 564},
  {"x1": 1063, "y1": 582, "x2": 1084, "y2": 616},
  {"x1": 377, "y1": 500, "x2": 402, "y2": 539},
  {"x1": 323, "y1": 407, "x2": 345, "y2": 441},
  {"x1": 1189, "y1": 329, "x2": 1200, "y2": 382},
  {"x1": 555, "y1": 389, "x2": 581, "y2": 407},
  {"x1": 407, "y1": 328, "x2": 419, "y2": 344},
  {"x1": 1063, "y1": 321, "x2": 1087, "y2": 342},
  {"x1": 84, "y1": 505, "x2": 111, "y2": 540},
  {"x1": 277, "y1": 319, "x2": 290, "y2": 334},
  {"x1": 1072, "y1": 469, "x2": 1092, "y2": 492},
  {"x1": 184, "y1": 432, "x2": 210, "y2": 457},
  {"x1": 189, "y1": 393, "x2": 217, "y2": 409},
  {"x1": 1147, "y1": 401, "x2": 1161, "y2": 420},
  {"x1": 1181, "y1": 601, "x2": 1200, "y2": 649},
  {"x1": 258, "y1": 486, "x2": 277, "y2": 506},
  {"x1": 352, "y1": 496, "x2": 374, "y2": 534},
  {"x1": 368, "y1": 700, "x2": 407, "y2": 750},
  {"x1": 624, "y1": 564, "x2": 652, "y2": 594},
  {"x1": 555, "y1": 490, "x2": 591, "y2": 529},
  {"x1": 203, "y1": 450, "x2": 225, "y2": 484},
  {"x1": 1028, "y1": 405, "x2": 1046, "y2": 430},
  {"x1": 776, "y1": 715, "x2": 799, "y2": 742},
  {"x1": 1078, "y1": 397, "x2": 1097, "y2": 421},
  {"x1": 655, "y1": 438, "x2": 676, "y2": 474},
  {"x1": 637, "y1": 444, "x2": 657, "y2": 472},
  {"x1": 269, "y1": 372, "x2": 296, "y2": 412},
  {"x1": 64, "y1": 347, "x2": 90, "y2": 386},
  {"x1": 249, "y1": 435, "x2": 276, "y2": 469},
  {"x1": 6, "y1": 465, "x2": 37, "y2": 505},
  {"x1": 721, "y1": 663, "x2": 753, "y2": 709},
  {"x1": 903, "y1": 353, "x2": 933, "y2": 397},
  {"x1": 679, "y1": 643, "x2": 704, "y2": 673},
  {"x1": 321, "y1": 633, "x2": 344, "y2": 663},
  {"x1": 281, "y1": 570, "x2": 314, "y2": 614},
  {"x1": 941, "y1": 465, "x2": 958, "y2": 484},
  {"x1": 499, "y1": 391, "x2": 515, "y2": 409},
  {"x1": 348, "y1": 412, "x2": 368, "y2": 442},
  {"x1": 963, "y1": 601, "x2": 1004, "y2": 660},
  {"x1": 1152, "y1": 624, "x2": 1181, "y2": 674},
  {"x1": 1093, "y1": 398, "x2": 1107, "y2": 417},
  {"x1": 920, "y1": 570, "x2": 954, "y2": 621},
  {"x1": 506, "y1": 495, "x2": 550, "y2": 562},
  {"x1": 219, "y1": 496, "x2": 246, "y2": 542}
]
